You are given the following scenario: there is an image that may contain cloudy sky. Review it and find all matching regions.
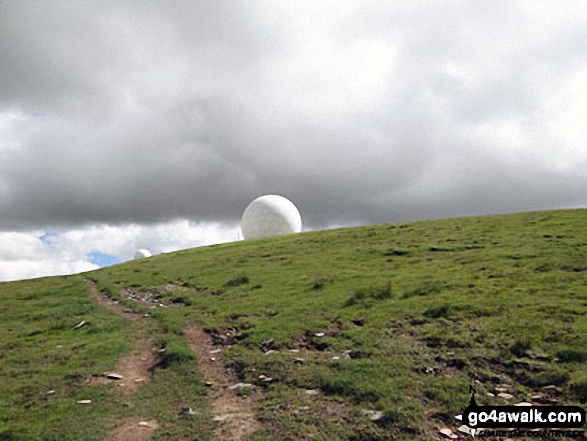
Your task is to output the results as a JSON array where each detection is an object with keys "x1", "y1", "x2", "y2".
[{"x1": 1, "y1": 0, "x2": 586, "y2": 281}]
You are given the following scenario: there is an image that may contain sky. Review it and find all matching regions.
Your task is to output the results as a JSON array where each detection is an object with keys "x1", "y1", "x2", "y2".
[{"x1": 1, "y1": 0, "x2": 586, "y2": 282}]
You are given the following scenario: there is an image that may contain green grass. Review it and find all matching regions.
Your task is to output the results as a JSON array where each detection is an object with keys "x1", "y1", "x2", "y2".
[{"x1": 2, "y1": 209, "x2": 587, "y2": 439}]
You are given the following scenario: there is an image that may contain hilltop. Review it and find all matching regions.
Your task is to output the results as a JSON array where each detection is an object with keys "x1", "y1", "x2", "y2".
[{"x1": 1, "y1": 209, "x2": 586, "y2": 440}]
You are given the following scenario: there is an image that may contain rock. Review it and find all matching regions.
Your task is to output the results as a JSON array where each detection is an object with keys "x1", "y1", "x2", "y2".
[
  {"x1": 498, "y1": 392, "x2": 514, "y2": 399},
  {"x1": 495, "y1": 386, "x2": 509, "y2": 392},
  {"x1": 331, "y1": 356, "x2": 340, "y2": 362},
  {"x1": 138, "y1": 421, "x2": 155, "y2": 427},
  {"x1": 77, "y1": 400, "x2": 92, "y2": 404},
  {"x1": 204, "y1": 381, "x2": 213, "y2": 387},
  {"x1": 210, "y1": 357, "x2": 216, "y2": 362},
  {"x1": 260, "y1": 338, "x2": 276, "y2": 352},
  {"x1": 305, "y1": 389, "x2": 319, "y2": 395},
  {"x1": 486, "y1": 392, "x2": 495, "y2": 397},
  {"x1": 289, "y1": 349, "x2": 300, "y2": 353},
  {"x1": 298, "y1": 406, "x2": 310, "y2": 410},
  {"x1": 263, "y1": 350, "x2": 276, "y2": 355},
  {"x1": 213, "y1": 415, "x2": 229, "y2": 422},
  {"x1": 361, "y1": 409, "x2": 384, "y2": 421},
  {"x1": 123, "y1": 308, "x2": 133, "y2": 313},
  {"x1": 258, "y1": 375, "x2": 274, "y2": 383},
  {"x1": 73, "y1": 321, "x2": 86, "y2": 330},
  {"x1": 457, "y1": 425, "x2": 470, "y2": 434},
  {"x1": 515, "y1": 402, "x2": 532, "y2": 406},
  {"x1": 439, "y1": 427, "x2": 457, "y2": 439},
  {"x1": 179, "y1": 407, "x2": 197, "y2": 416},
  {"x1": 209, "y1": 348, "x2": 222, "y2": 354},
  {"x1": 106, "y1": 373, "x2": 123, "y2": 380},
  {"x1": 228, "y1": 383, "x2": 254, "y2": 390},
  {"x1": 352, "y1": 318, "x2": 365, "y2": 326},
  {"x1": 314, "y1": 332, "x2": 325, "y2": 337},
  {"x1": 293, "y1": 357, "x2": 305, "y2": 364}
]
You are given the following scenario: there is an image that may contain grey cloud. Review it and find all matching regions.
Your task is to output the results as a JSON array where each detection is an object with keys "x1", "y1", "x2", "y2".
[{"x1": 1, "y1": 0, "x2": 586, "y2": 232}]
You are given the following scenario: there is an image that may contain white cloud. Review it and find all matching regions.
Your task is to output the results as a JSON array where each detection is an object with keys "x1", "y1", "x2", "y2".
[{"x1": 0, "y1": 220, "x2": 237, "y2": 282}]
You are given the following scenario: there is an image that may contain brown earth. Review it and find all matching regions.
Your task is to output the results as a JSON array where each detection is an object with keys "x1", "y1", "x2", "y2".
[
  {"x1": 183, "y1": 324, "x2": 260, "y2": 440},
  {"x1": 103, "y1": 419, "x2": 160, "y2": 441},
  {"x1": 86, "y1": 281, "x2": 161, "y2": 440}
]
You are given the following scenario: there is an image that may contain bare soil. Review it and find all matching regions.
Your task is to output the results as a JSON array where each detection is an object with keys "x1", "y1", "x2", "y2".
[
  {"x1": 103, "y1": 419, "x2": 160, "y2": 441},
  {"x1": 87, "y1": 281, "x2": 161, "y2": 440},
  {"x1": 183, "y1": 324, "x2": 260, "y2": 441}
]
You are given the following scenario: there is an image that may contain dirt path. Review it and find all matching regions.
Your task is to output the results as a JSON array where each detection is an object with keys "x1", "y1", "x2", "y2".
[
  {"x1": 86, "y1": 281, "x2": 161, "y2": 440},
  {"x1": 183, "y1": 324, "x2": 260, "y2": 440}
]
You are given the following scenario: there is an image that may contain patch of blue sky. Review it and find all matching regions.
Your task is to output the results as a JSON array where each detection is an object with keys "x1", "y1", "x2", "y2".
[
  {"x1": 87, "y1": 251, "x2": 122, "y2": 268},
  {"x1": 39, "y1": 231, "x2": 60, "y2": 244}
]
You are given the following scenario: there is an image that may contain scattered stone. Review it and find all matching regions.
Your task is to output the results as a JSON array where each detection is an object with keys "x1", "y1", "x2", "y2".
[
  {"x1": 204, "y1": 381, "x2": 213, "y2": 387},
  {"x1": 331, "y1": 356, "x2": 340, "y2": 362},
  {"x1": 263, "y1": 350, "x2": 276, "y2": 355},
  {"x1": 228, "y1": 383, "x2": 254, "y2": 390},
  {"x1": 486, "y1": 392, "x2": 495, "y2": 397},
  {"x1": 298, "y1": 406, "x2": 310, "y2": 411},
  {"x1": 138, "y1": 421, "x2": 154, "y2": 427},
  {"x1": 314, "y1": 332, "x2": 325, "y2": 337},
  {"x1": 352, "y1": 318, "x2": 365, "y2": 326},
  {"x1": 515, "y1": 402, "x2": 532, "y2": 406},
  {"x1": 457, "y1": 425, "x2": 471, "y2": 435},
  {"x1": 495, "y1": 386, "x2": 509, "y2": 392},
  {"x1": 158, "y1": 348, "x2": 166, "y2": 353},
  {"x1": 361, "y1": 409, "x2": 384, "y2": 421},
  {"x1": 289, "y1": 349, "x2": 300, "y2": 353},
  {"x1": 258, "y1": 375, "x2": 274, "y2": 383},
  {"x1": 106, "y1": 373, "x2": 123, "y2": 380},
  {"x1": 210, "y1": 357, "x2": 216, "y2": 362},
  {"x1": 439, "y1": 427, "x2": 458, "y2": 439},
  {"x1": 179, "y1": 407, "x2": 197, "y2": 416},
  {"x1": 77, "y1": 400, "x2": 92, "y2": 404},
  {"x1": 498, "y1": 392, "x2": 514, "y2": 400},
  {"x1": 305, "y1": 389, "x2": 319, "y2": 395},
  {"x1": 213, "y1": 415, "x2": 229, "y2": 422},
  {"x1": 47, "y1": 390, "x2": 55, "y2": 395},
  {"x1": 123, "y1": 308, "x2": 133, "y2": 313},
  {"x1": 293, "y1": 357, "x2": 305, "y2": 364},
  {"x1": 73, "y1": 321, "x2": 86, "y2": 330},
  {"x1": 143, "y1": 313, "x2": 150, "y2": 318},
  {"x1": 209, "y1": 348, "x2": 222, "y2": 354},
  {"x1": 529, "y1": 393, "x2": 543, "y2": 400},
  {"x1": 260, "y1": 338, "x2": 276, "y2": 352},
  {"x1": 542, "y1": 385, "x2": 561, "y2": 395}
]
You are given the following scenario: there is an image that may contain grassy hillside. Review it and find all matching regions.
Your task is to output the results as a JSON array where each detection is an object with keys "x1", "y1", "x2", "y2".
[{"x1": 1, "y1": 209, "x2": 586, "y2": 440}]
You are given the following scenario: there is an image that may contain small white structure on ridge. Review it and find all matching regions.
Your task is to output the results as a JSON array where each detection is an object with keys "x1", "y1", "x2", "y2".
[{"x1": 134, "y1": 248, "x2": 152, "y2": 259}]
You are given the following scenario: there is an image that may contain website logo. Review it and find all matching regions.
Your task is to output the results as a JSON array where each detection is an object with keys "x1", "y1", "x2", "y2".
[{"x1": 455, "y1": 386, "x2": 585, "y2": 438}]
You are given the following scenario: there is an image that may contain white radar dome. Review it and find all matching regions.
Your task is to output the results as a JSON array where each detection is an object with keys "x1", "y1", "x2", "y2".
[
  {"x1": 240, "y1": 195, "x2": 302, "y2": 240},
  {"x1": 134, "y1": 249, "x2": 152, "y2": 259}
]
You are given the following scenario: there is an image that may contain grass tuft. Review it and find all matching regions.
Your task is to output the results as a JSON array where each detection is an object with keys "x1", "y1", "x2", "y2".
[
  {"x1": 344, "y1": 282, "x2": 392, "y2": 307},
  {"x1": 224, "y1": 274, "x2": 250, "y2": 287}
]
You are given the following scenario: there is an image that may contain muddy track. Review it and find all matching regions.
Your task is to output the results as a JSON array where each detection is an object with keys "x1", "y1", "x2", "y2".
[
  {"x1": 183, "y1": 324, "x2": 260, "y2": 440},
  {"x1": 86, "y1": 281, "x2": 161, "y2": 441}
]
